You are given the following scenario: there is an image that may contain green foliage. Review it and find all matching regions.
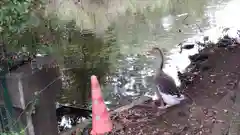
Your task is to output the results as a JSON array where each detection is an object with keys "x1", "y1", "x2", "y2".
[
  {"x1": 0, "y1": 129, "x2": 25, "y2": 135},
  {"x1": 0, "y1": 0, "x2": 33, "y2": 33},
  {"x1": 0, "y1": 0, "x2": 45, "y2": 53},
  {"x1": 0, "y1": 0, "x2": 41, "y2": 39},
  {"x1": 0, "y1": 132, "x2": 24, "y2": 135}
]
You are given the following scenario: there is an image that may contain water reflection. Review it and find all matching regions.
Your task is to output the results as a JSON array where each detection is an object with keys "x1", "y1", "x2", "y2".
[
  {"x1": 102, "y1": 0, "x2": 240, "y2": 107},
  {"x1": 58, "y1": 22, "x2": 117, "y2": 107},
  {"x1": 105, "y1": 54, "x2": 155, "y2": 108},
  {"x1": 50, "y1": 0, "x2": 240, "y2": 109},
  {"x1": 100, "y1": 0, "x2": 214, "y2": 106}
]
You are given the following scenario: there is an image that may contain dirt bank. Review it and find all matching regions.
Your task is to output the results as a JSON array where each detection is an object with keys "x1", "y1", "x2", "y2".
[{"x1": 110, "y1": 43, "x2": 240, "y2": 135}]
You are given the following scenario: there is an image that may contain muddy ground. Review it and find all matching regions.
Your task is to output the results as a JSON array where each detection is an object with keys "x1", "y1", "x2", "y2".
[{"x1": 110, "y1": 43, "x2": 240, "y2": 135}]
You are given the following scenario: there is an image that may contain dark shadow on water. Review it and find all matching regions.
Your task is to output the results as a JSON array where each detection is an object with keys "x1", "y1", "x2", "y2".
[{"x1": 57, "y1": 21, "x2": 116, "y2": 107}]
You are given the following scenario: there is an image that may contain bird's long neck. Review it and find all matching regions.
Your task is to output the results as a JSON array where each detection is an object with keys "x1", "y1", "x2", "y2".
[{"x1": 156, "y1": 48, "x2": 164, "y2": 70}]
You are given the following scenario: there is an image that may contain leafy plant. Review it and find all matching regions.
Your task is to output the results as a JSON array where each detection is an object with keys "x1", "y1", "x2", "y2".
[
  {"x1": 0, "y1": 0, "x2": 44, "y2": 53},
  {"x1": 0, "y1": 129, "x2": 25, "y2": 135}
]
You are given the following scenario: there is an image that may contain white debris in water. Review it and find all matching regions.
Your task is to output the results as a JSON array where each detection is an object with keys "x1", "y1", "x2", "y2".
[
  {"x1": 161, "y1": 15, "x2": 174, "y2": 31},
  {"x1": 125, "y1": 57, "x2": 135, "y2": 62},
  {"x1": 36, "y1": 53, "x2": 44, "y2": 57},
  {"x1": 141, "y1": 77, "x2": 148, "y2": 88},
  {"x1": 124, "y1": 77, "x2": 135, "y2": 90},
  {"x1": 60, "y1": 116, "x2": 72, "y2": 128},
  {"x1": 59, "y1": 115, "x2": 91, "y2": 130},
  {"x1": 128, "y1": 66, "x2": 134, "y2": 70},
  {"x1": 104, "y1": 100, "x2": 111, "y2": 105},
  {"x1": 123, "y1": 91, "x2": 138, "y2": 96},
  {"x1": 176, "y1": 13, "x2": 188, "y2": 17},
  {"x1": 140, "y1": 68, "x2": 154, "y2": 76},
  {"x1": 77, "y1": 117, "x2": 87, "y2": 123}
]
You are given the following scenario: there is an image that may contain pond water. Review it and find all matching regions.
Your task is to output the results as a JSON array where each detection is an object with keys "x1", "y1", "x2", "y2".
[
  {"x1": 52, "y1": 0, "x2": 240, "y2": 130},
  {"x1": 54, "y1": 0, "x2": 240, "y2": 110}
]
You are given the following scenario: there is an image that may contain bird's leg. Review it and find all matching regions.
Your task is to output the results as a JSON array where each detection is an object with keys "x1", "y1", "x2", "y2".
[
  {"x1": 155, "y1": 96, "x2": 168, "y2": 116},
  {"x1": 157, "y1": 96, "x2": 168, "y2": 110}
]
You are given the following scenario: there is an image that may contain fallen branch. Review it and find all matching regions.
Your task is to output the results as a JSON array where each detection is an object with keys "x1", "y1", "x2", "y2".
[{"x1": 110, "y1": 96, "x2": 152, "y2": 115}]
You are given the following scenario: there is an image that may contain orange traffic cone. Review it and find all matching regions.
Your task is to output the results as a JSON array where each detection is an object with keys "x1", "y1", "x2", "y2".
[{"x1": 90, "y1": 75, "x2": 113, "y2": 135}]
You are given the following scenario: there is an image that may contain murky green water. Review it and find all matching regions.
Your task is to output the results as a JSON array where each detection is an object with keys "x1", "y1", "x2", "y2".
[{"x1": 53, "y1": 0, "x2": 240, "y2": 109}]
